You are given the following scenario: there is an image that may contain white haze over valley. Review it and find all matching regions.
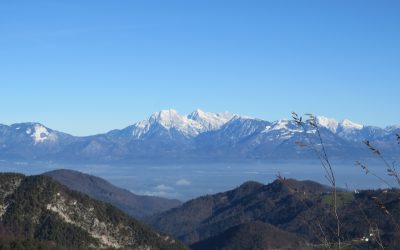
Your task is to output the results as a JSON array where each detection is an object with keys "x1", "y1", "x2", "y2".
[{"x1": 0, "y1": 160, "x2": 395, "y2": 201}]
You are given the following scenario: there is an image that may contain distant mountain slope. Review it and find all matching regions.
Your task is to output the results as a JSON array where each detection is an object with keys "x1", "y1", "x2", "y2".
[
  {"x1": 0, "y1": 109, "x2": 399, "y2": 163},
  {"x1": 147, "y1": 178, "x2": 400, "y2": 249},
  {"x1": 43, "y1": 169, "x2": 182, "y2": 218},
  {"x1": 0, "y1": 173, "x2": 187, "y2": 250},
  {"x1": 146, "y1": 179, "x2": 330, "y2": 245},
  {"x1": 191, "y1": 221, "x2": 306, "y2": 250}
]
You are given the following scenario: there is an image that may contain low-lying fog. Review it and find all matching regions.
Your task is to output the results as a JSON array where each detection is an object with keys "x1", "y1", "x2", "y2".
[{"x1": 0, "y1": 160, "x2": 396, "y2": 201}]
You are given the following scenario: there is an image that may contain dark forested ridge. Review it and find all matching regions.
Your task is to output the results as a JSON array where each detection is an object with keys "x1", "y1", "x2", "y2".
[
  {"x1": 191, "y1": 221, "x2": 307, "y2": 250},
  {"x1": 43, "y1": 169, "x2": 181, "y2": 218},
  {"x1": 0, "y1": 173, "x2": 187, "y2": 250},
  {"x1": 1, "y1": 170, "x2": 399, "y2": 250},
  {"x1": 147, "y1": 178, "x2": 400, "y2": 250}
]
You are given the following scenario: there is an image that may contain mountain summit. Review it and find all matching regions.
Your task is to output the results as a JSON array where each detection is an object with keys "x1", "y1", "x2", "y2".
[
  {"x1": 131, "y1": 109, "x2": 204, "y2": 138},
  {"x1": 188, "y1": 109, "x2": 235, "y2": 131},
  {"x1": 128, "y1": 109, "x2": 235, "y2": 139}
]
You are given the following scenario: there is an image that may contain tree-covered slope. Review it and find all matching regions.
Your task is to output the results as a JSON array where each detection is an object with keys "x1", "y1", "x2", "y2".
[
  {"x1": 0, "y1": 173, "x2": 187, "y2": 250},
  {"x1": 148, "y1": 178, "x2": 400, "y2": 249}
]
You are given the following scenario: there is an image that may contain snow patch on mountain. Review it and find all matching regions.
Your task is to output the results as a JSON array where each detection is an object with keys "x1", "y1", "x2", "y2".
[
  {"x1": 262, "y1": 119, "x2": 301, "y2": 134},
  {"x1": 30, "y1": 124, "x2": 57, "y2": 143},
  {"x1": 269, "y1": 119, "x2": 289, "y2": 131},
  {"x1": 340, "y1": 119, "x2": 363, "y2": 130}
]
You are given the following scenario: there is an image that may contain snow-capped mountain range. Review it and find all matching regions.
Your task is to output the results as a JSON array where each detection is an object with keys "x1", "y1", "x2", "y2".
[
  {"x1": 128, "y1": 109, "x2": 235, "y2": 139},
  {"x1": 0, "y1": 109, "x2": 399, "y2": 163}
]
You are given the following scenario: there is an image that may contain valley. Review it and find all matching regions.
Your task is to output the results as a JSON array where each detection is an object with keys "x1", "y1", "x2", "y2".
[
  {"x1": 0, "y1": 160, "x2": 395, "y2": 201},
  {"x1": 1, "y1": 170, "x2": 398, "y2": 249}
]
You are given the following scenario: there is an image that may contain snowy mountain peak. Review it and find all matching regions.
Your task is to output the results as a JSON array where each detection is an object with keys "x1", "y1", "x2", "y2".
[
  {"x1": 189, "y1": 109, "x2": 207, "y2": 117},
  {"x1": 316, "y1": 116, "x2": 339, "y2": 133},
  {"x1": 149, "y1": 109, "x2": 185, "y2": 126},
  {"x1": 340, "y1": 119, "x2": 363, "y2": 130},
  {"x1": 14, "y1": 123, "x2": 58, "y2": 143},
  {"x1": 155, "y1": 109, "x2": 203, "y2": 131},
  {"x1": 130, "y1": 109, "x2": 237, "y2": 139},
  {"x1": 132, "y1": 109, "x2": 203, "y2": 138},
  {"x1": 188, "y1": 109, "x2": 235, "y2": 131}
]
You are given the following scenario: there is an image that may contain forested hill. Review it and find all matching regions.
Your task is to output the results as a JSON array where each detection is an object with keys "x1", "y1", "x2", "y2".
[
  {"x1": 147, "y1": 178, "x2": 400, "y2": 249},
  {"x1": 0, "y1": 173, "x2": 186, "y2": 250}
]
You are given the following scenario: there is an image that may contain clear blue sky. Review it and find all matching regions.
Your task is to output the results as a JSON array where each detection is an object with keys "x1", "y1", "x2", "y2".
[{"x1": 1, "y1": 1, "x2": 399, "y2": 136}]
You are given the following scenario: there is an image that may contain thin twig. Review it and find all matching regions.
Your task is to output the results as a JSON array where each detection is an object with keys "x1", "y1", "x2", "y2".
[{"x1": 292, "y1": 112, "x2": 342, "y2": 249}]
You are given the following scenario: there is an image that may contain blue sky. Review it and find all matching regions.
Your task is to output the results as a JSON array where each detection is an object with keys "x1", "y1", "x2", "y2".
[{"x1": 1, "y1": 1, "x2": 399, "y2": 135}]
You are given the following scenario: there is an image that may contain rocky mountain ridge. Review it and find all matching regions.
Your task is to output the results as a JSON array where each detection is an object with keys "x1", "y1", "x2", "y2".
[{"x1": 0, "y1": 109, "x2": 399, "y2": 163}]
